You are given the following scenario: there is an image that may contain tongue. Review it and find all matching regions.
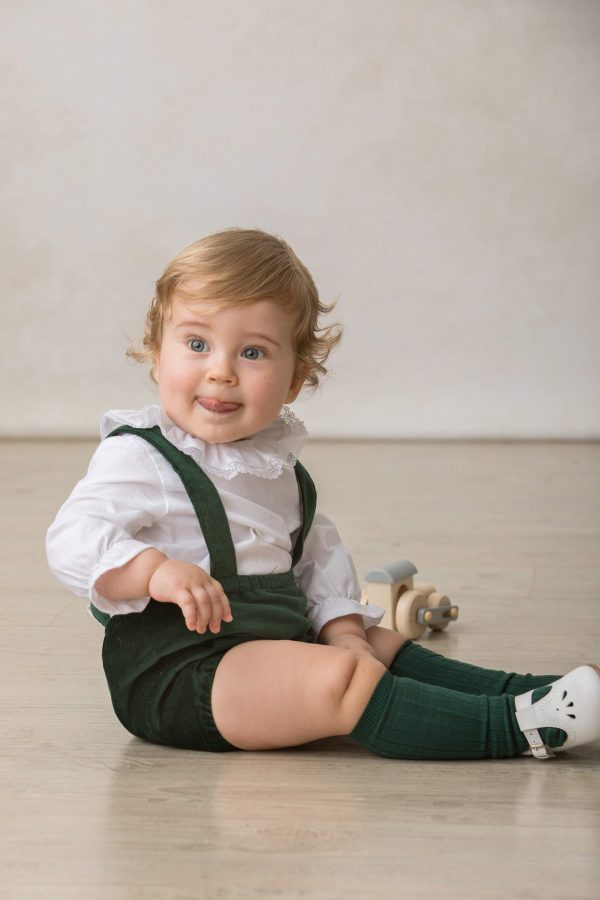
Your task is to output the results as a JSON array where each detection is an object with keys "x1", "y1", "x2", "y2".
[{"x1": 201, "y1": 399, "x2": 240, "y2": 413}]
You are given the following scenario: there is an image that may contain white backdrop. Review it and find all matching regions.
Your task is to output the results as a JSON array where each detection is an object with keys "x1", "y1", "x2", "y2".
[{"x1": 3, "y1": 0, "x2": 599, "y2": 438}]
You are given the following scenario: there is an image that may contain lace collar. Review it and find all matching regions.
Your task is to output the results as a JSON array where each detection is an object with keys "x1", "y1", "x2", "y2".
[{"x1": 100, "y1": 404, "x2": 308, "y2": 480}]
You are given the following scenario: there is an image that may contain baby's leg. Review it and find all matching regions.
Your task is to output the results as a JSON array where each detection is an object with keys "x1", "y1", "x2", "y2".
[
  {"x1": 211, "y1": 636, "x2": 600, "y2": 759},
  {"x1": 364, "y1": 625, "x2": 409, "y2": 666},
  {"x1": 211, "y1": 640, "x2": 386, "y2": 750},
  {"x1": 364, "y1": 624, "x2": 559, "y2": 694},
  {"x1": 381, "y1": 633, "x2": 559, "y2": 695},
  {"x1": 211, "y1": 637, "x2": 533, "y2": 758},
  {"x1": 365, "y1": 627, "x2": 567, "y2": 755}
]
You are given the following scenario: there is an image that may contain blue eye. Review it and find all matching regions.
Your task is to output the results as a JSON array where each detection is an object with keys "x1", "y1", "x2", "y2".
[
  {"x1": 189, "y1": 338, "x2": 208, "y2": 353},
  {"x1": 242, "y1": 347, "x2": 265, "y2": 360}
]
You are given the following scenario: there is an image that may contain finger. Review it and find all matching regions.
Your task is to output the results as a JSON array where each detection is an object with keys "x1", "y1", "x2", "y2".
[
  {"x1": 207, "y1": 603, "x2": 223, "y2": 634},
  {"x1": 205, "y1": 582, "x2": 234, "y2": 633},
  {"x1": 213, "y1": 582, "x2": 233, "y2": 622},
  {"x1": 189, "y1": 586, "x2": 214, "y2": 634},
  {"x1": 189, "y1": 581, "x2": 224, "y2": 634},
  {"x1": 175, "y1": 589, "x2": 198, "y2": 631},
  {"x1": 203, "y1": 578, "x2": 232, "y2": 621}
]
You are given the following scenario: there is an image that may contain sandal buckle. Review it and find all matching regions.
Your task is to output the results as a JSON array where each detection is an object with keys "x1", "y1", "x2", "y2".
[{"x1": 524, "y1": 728, "x2": 555, "y2": 760}]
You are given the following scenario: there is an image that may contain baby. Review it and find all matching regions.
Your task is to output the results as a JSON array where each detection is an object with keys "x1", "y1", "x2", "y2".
[{"x1": 47, "y1": 228, "x2": 600, "y2": 759}]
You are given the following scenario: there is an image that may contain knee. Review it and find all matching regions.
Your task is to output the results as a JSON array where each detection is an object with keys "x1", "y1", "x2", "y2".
[
  {"x1": 365, "y1": 626, "x2": 410, "y2": 668},
  {"x1": 324, "y1": 650, "x2": 386, "y2": 733}
]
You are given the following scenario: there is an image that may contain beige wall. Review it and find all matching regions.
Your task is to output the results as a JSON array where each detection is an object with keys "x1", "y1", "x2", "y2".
[{"x1": 3, "y1": 0, "x2": 599, "y2": 438}]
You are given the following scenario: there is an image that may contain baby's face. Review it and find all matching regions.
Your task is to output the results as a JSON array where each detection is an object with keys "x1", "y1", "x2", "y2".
[{"x1": 155, "y1": 294, "x2": 303, "y2": 443}]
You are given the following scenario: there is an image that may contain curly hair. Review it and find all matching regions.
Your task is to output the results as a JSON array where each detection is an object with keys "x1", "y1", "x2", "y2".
[{"x1": 128, "y1": 227, "x2": 342, "y2": 390}]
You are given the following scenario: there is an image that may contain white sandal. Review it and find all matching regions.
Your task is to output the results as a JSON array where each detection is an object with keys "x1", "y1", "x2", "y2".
[{"x1": 515, "y1": 665, "x2": 600, "y2": 759}]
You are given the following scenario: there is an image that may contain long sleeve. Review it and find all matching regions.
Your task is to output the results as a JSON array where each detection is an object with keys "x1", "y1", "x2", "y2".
[
  {"x1": 46, "y1": 436, "x2": 169, "y2": 614},
  {"x1": 293, "y1": 513, "x2": 384, "y2": 638}
]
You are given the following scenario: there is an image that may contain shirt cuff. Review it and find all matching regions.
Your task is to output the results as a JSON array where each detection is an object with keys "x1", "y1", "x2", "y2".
[{"x1": 89, "y1": 540, "x2": 153, "y2": 615}]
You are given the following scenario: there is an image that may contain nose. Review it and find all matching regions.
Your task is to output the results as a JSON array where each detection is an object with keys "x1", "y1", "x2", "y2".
[{"x1": 206, "y1": 352, "x2": 238, "y2": 385}]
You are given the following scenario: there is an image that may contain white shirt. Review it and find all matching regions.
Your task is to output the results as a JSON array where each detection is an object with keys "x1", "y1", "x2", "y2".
[{"x1": 46, "y1": 405, "x2": 384, "y2": 637}]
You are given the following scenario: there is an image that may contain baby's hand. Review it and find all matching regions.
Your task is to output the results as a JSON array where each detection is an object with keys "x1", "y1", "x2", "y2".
[{"x1": 148, "y1": 559, "x2": 233, "y2": 634}]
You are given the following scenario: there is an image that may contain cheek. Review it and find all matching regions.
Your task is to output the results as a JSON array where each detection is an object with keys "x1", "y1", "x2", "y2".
[
  {"x1": 157, "y1": 359, "x2": 194, "y2": 398},
  {"x1": 246, "y1": 371, "x2": 281, "y2": 408}
]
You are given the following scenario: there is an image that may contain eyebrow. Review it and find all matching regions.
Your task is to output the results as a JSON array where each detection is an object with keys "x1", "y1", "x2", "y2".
[
  {"x1": 174, "y1": 320, "x2": 212, "y2": 332},
  {"x1": 246, "y1": 333, "x2": 282, "y2": 348},
  {"x1": 174, "y1": 320, "x2": 282, "y2": 348}
]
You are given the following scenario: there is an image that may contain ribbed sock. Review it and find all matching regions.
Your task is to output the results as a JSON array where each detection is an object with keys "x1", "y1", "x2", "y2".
[
  {"x1": 390, "y1": 641, "x2": 559, "y2": 696},
  {"x1": 351, "y1": 671, "x2": 529, "y2": 760}
]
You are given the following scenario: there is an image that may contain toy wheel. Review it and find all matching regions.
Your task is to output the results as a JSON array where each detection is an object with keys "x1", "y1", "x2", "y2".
[
  {"x1": 395, "y1": 590, "x2": 428, "y2": 640},
  {"x1": 413, "y1": 582, "x2": 436, "y2": 600},
  {"x1": 426, "y1": 592, "x2": 452, "y2": 631}
]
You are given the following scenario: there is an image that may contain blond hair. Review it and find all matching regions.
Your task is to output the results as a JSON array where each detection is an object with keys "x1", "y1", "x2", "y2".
[{"x1": 128, "y1": 227, "x2": 342, "y2": 390}]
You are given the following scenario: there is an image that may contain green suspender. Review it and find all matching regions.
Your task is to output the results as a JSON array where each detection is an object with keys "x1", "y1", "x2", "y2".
[{"x1": 290, "y1": 459, "x2": 316, "y2": 567}]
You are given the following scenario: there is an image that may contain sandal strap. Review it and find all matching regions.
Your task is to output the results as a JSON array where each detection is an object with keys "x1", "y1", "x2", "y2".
[
  {"x1": 515, "y1": 690, "x2": 555, "y2": 758},
  {"x1": 521, "y1": 727, "x2": 555, "y2": 760}
]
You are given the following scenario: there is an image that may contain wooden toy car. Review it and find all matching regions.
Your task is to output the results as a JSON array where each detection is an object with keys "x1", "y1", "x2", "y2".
[{"x1": 361, "y1": 559, "x2": 459, "y2": 640}]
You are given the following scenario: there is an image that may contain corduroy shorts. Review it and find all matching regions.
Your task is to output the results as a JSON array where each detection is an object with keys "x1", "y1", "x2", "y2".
[{"x1": 101, "y1": 574, "x2": 314, "y2": 752}]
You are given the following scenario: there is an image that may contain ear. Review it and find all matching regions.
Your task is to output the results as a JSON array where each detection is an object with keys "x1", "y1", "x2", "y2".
[{"x1": 285, "y1": 365, "x2": 307, "y2": 403}]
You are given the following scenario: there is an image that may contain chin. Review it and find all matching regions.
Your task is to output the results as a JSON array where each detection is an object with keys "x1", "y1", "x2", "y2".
[{"x1": 196, "y1": 427, "x2": 250, "y2": 444}]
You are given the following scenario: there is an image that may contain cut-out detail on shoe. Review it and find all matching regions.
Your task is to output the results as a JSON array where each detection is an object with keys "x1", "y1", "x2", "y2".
[
  {"x1": 555, "y1": 690, "x2": 576, "y2": 718},
  {"x1": 553, "y1": 688, "x2": 577, "y2": 718}
]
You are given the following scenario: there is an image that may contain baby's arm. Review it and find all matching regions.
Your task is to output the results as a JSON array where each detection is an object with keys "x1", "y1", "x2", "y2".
[
  {"x1": 95, "y1": 550, "x2": 233, "y2": 634},
  {"x1": 47, "y1": 435, "x2": 232, "y2": 634}
]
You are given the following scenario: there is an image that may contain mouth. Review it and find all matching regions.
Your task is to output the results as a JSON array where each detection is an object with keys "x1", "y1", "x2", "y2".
[{"x1": 197, "y1": 398, "x2": 242, "y2": 414}]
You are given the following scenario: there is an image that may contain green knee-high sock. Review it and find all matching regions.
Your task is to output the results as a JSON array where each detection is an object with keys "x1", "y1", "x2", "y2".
[
  {"x1": 350, "y1": 671, "x2": 530, "y2": 760},
  {"x1": 390, "y1": 641, "x2": 559, "y2": 696},
  {"x1": 388, "y1": 643, "x2": 566, "y2": 750}
]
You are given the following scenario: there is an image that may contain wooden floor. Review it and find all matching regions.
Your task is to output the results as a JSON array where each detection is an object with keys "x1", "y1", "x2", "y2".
[{"x1": 1, "y1": 439, "x2": 599, "y2": 900}]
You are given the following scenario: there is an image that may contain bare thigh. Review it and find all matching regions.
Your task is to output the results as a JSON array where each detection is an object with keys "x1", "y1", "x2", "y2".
[{"x1": 211, "y1": 640, "x2": 386, "y2": 751}]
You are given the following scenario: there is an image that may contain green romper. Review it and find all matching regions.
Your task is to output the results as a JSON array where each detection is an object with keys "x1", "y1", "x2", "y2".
[{"x1": 92, "y1": 425, "x2": 317, "y2": 753}]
